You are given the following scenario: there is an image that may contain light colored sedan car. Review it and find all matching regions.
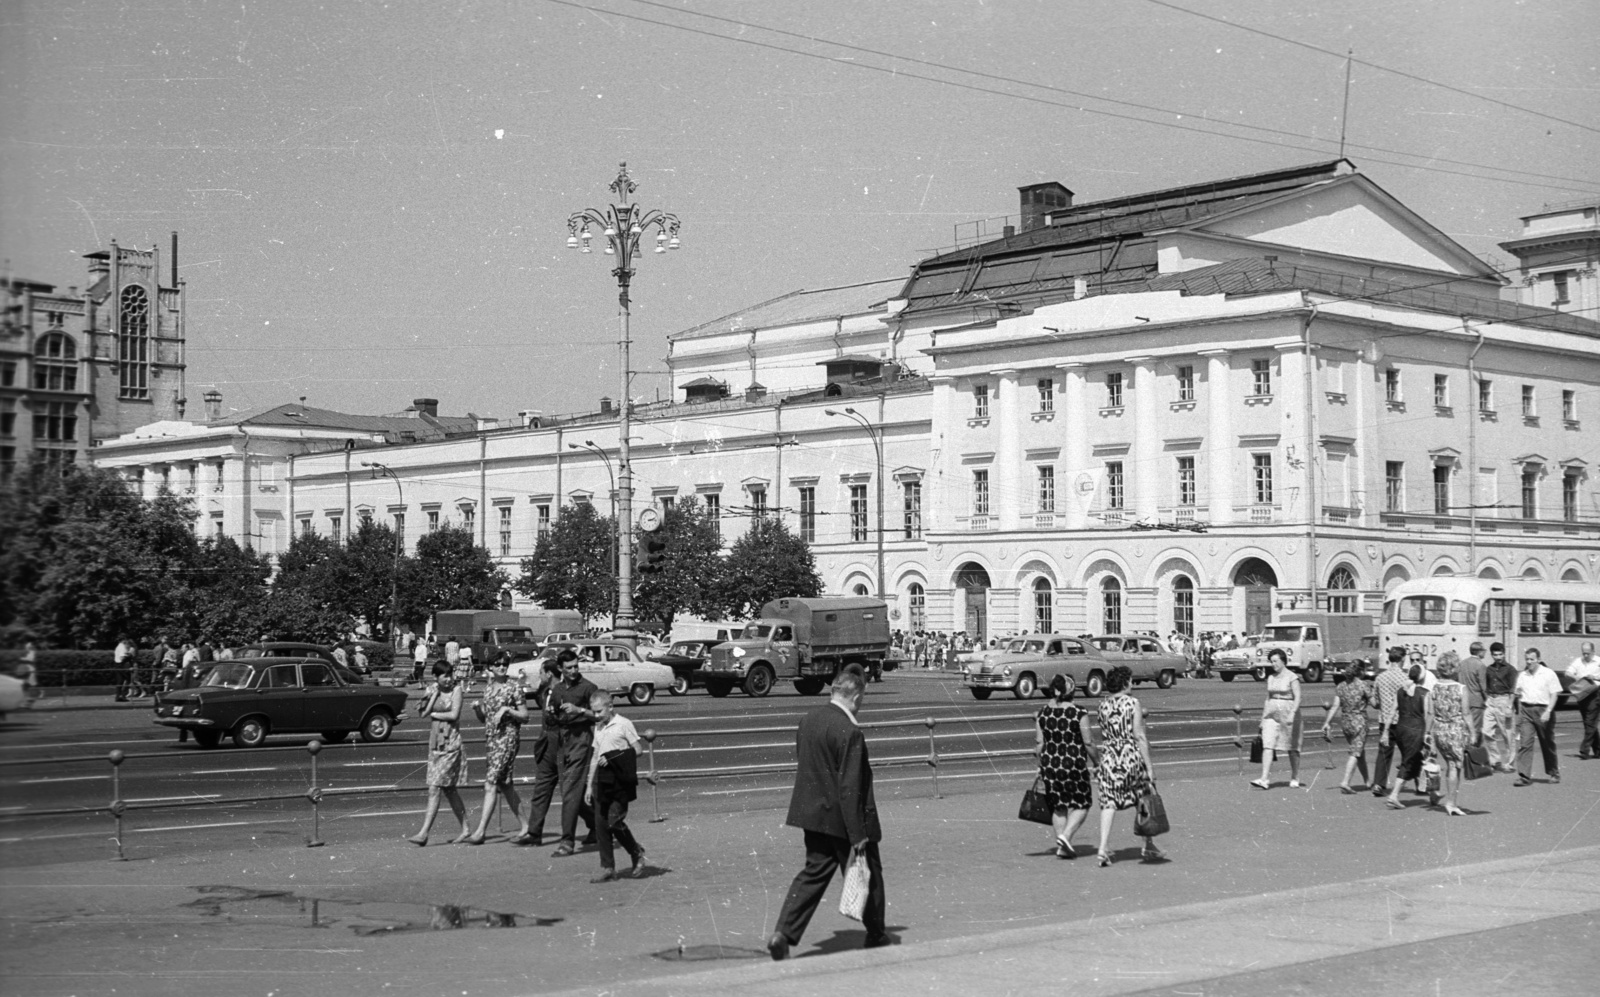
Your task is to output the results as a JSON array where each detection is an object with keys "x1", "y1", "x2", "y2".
[
  {"x1": 962, "y1": 634, "x2": 1113, "y2": 699},
  {"x1": 509, "y1": 640, "x2": 672, "y2": 706},
  {"x1": 0, "y1": 673, "x2": 28, "y2": 719},
  {"x1": 1086, "y1": 635, "x2": 1184, "y2": 689}
]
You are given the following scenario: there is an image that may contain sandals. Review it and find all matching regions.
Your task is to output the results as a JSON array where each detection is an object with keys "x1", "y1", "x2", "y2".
[
  {"x1": 1097, "y1": 851, "x2": 1112, "y2": 867},
  {"x1": 1446, "y1": 805, "x2": 1466, "y2": 817},
  {"x1": 1384, "y1": 799, "x2": 1405, "y2": 810},
  {"x1": 1249, "y1": 779, "x2": 1271, "y2": 790},
  {"x1": 1339, "y1": 786, "x2": 1356, "y2": 795},
  {"x1": 1055, "y1": 838, "x2": 1076, "y2": 860},
  {"x1": 1141, "y1": 843, "x2": 1165, "y2": 862}
]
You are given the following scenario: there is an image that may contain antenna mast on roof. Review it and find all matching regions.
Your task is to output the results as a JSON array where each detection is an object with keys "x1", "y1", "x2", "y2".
[{"x1": 1338, "y1": 49, "x2": 1354, "y2": 159}]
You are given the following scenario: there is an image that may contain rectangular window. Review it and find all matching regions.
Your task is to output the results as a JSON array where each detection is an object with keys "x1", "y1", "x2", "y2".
[
  {"x1": 1105, "y1": 461, "x2": 1124, "y2": 510},
  {"x1": 0, "y1": 361, "x2": 15, "y2": 387},
  {"x1": 1105, "y1": 372, "x2": 1123, "y2": 408},
  {"x1": 1252, "y1": 454, "x2": 1274, "y2": 505},
  {"x1": 1479, "y1": 378, "x2": 1493, "y2": 412},
  {"x1": 1433, "y1": 465, "x2": 1451, "y2": 515},
  {"x1": 1177, "y1": 456, "x2": 1196, "y2": 506},
  {"x1": 1176, "y1": 365, "x2": 1195, "y2": 402},
  {"x1": 0, "y1": 410, "x2": 14, "y2": 437},
  {"x1": 1385, "y1": 369, "x2": 1402, "y2": 403},
  {"x1": 536, "y1": 504, "x2": 551, "y2": 538},
  {"x1": 1037, "y1": 378, "x2": 1054, "y2": 413},
  {"x1": 1385, "y1": 462, "x2": 1405, "y2": 512},
  {"x1": 660, "y1": 496, "x2": 674, "y2": 511},
  {"x1": 427, "y1": 509, "x2": 440, "y2": 532},
  {"x1": 299, "y1": 516, "x2": 312, "y2": 536},
  {"x1": 1563, "y1": 389, "x2": 1577, "y2": 422},
  {"x1": 32, "y1": 402, "x2": 78, "y2": 442},
  {"x1": 0, "y1": 445, "x2": 12, "y2": 483},
  {"x1": 972, "y1": 469, "x2": 990, "y2": 516},
  {"x1": 330, "y1": 515, "x2": 342, "y2": 544},
  {"x1": 1521, "y1": 468, "x2": 1539, "y2": 519},
  {"x1": 1564, "y1": 473, "x2": 1580, "y2": 522},
  {"x1": 499, "y1": 506, "x2": 512, "y2": 557},
  {"x1": 1434, "y1": 374, "x2": 1449, "y2": 408},
  {"x1": 359, "y1": 510, "x2": 373, "y2": 529},
  {"x1": 849, "y1": 484, "x2": 868, "y2": 542},
  {"x1": 1553, "y1": 270, "x2": 1571, "y2": 305},
  {"x1": 973, "y1": 384, "x2": 989, "y2": 419},
  {"x1": 1037, "y1": 465, "x2": 1056, "y2": 513},
  {"x1": 704, "y1": 493, "x2": 720, "y2": 536},
  {"x1": 902, "y1": 481, "x2": 922, "y2": 539},
  {"x1": 1252, "y1": 359, "x2": 1271, "y2": 396},
  {"x1": 750, "y1": 488, "x2": 768, "y2": 519},
  {"x1": 1522, "y1": 385, "x2": 1536, "y2": 418},
  {"x1": 798, "y1": 486, "x2": 815, "y2": 543},
  {"x1": 461, "y1": 506, "x2": 475, "y2": 534}
]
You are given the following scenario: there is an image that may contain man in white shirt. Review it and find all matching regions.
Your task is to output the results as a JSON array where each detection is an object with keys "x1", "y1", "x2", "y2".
[
  {"x1": 412, "y1": 636, "x2": 431, "y2": 685},
  {"x1": 583, "y1": 691, "x2": 645, "y2": 882},
  {"x1": 1564, "y1": 641, "x2": 1600, "y2": 759},
  {"x1": 1513, "y1": 648, "x2": 1564, "y2": 786}
]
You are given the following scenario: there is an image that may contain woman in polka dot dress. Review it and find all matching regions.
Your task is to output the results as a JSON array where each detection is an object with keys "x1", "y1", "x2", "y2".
[{"x1": 1034, "y1": 675, "x2": 1096, "y2": 858}]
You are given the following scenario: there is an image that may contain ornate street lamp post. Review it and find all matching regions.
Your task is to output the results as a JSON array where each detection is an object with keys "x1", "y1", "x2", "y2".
[
  {"x1": 566, "y1": 162, "x2": 680, "y2": 639},
  {"x1": 825, "y1": 406, "x2": 885, "y2": 600},
  {"x1": 361, "y1": 461, "x2": 404, "y2": 644},
  {"x1": 568, "y1": 440, "x2": 618, "y2": 580}
]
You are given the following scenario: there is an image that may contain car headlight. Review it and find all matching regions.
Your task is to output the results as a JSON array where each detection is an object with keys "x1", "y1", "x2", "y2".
[
  {"x1": 1003, "y1": 667, "x2": 1012, "y2": 677},
  {"x1": 731, "y1": 647, "x2": 746, "y2": 658},
  {"x1": 171, "y1": 705, "x2": 184, "y2": 717}
]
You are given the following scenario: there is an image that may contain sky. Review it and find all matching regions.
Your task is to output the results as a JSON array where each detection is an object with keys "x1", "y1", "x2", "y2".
[{"x1": 3, "y1": 0, "x2": 1597, "y2": 422}]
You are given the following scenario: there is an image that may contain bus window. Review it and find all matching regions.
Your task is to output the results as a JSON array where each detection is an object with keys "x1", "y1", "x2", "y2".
[
  {"x1": 1399, "y1": 596, "x2": 1446, "y2": 625},
  {"x1": 1478, "y1": 601, "x2": 1493, "y2": 636},
  {"x1": 1543, "y1": 602, "x2": 1563, "y2": 634},
  {"x1": 1518, "y1": 601, "x2": 1538, "y2": 635},
  {"x1": 1382, "y1": 600, "x2": 1396, "y2": 625},
  {"x1": 1563, "y1": 603, "x2": 1583, "y2": 635},
  {"x1": 1449, "y1": 601, "x2": 1476, "y2": 626},
  {"x1": 1587, "y1": 604, "x2": 1600, "y2": 636}
]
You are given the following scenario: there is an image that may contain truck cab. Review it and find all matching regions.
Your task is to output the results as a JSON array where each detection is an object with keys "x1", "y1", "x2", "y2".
[{"x1": 703, "y1": 597, "x2": 889, "y2": 698}]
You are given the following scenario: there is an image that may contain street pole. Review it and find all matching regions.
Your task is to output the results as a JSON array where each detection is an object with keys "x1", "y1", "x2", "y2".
[
  {"x1": 569, "y1": 441, "x2": 617, "y2": 580},
  {"x1": 362, "y1": 461, "x2": 403, "y2": 643},
  {"x1": 567, "y1": 163, "x2": 680, "y2": 639},
  {"x1": 826, "y1": 406, "x2": 885, "y2": 598}
]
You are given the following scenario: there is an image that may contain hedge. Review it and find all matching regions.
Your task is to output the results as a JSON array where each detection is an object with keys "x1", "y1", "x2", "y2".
[{"x1": 1, "y1": 643, "x2": 398, "y2": 686}]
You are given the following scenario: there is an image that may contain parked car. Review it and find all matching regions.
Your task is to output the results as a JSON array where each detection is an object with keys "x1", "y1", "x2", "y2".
[
  {"x1": 1086, "y1": 635, "x2": 1184, "y2": 689},
  {"x1": 235, "y1": 643, "x2": 374, "y2": 685},
  {"x1": 0, "y1": 673, "x2": 27, "y2": 720},
  {"x1": 153, "y1": 658, "x2": 410, "y2": 748},
  {"x1": 962, "y1": 634, "x2": 1113, "y2": 699},
  {"x1": 509, "y1": 641, "x2": 672, "y2": 706},
  {"x1": 1328, "y1": 633, "x2": 1381, "y2": 681},
  {"x1": 651, "y1": 639, "x2": 722, "y2": 695}
]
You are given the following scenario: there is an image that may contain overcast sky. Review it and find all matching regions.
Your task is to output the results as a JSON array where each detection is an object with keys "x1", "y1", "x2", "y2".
[{"x1": 3, "y1": 0, "x2": 1596, "y2": 421}]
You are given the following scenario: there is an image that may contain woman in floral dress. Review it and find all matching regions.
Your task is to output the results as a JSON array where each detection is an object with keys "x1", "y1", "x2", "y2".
[
  {"x1": 408, "y1": 663, "x2": 469, "y2": 845},
  {"x1": 1322, "y1": 663, "x2": 1374, "y2": 793},
  {"x1": 1093, "y1": 665, "x2": 1162, "y2": 866},
  {"x1": 1427, "y1": 652, "x2": 1470, "y2": 816},
  {"x1": 1034, "y1": 675, "x2": 1095, "y2": 858},
  {"x1": 464, "y1": 656, "x2": 533, "y2": 844}
]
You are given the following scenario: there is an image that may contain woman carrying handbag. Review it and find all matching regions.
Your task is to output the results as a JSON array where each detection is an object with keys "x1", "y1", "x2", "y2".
[
  {"x1": 1032, "y1": 675, "x2": 1095, "y2": 859},
  {"x1": 1093, "y1": 666, "x2": 1164, "y2": 866}
]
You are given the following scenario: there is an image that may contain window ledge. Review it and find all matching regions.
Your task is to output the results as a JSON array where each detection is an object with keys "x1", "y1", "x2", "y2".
[
  {"x1": 1480, "y1": 409, "x2": 1498, "y2": 421},
  {"x1": 1324, "y1": 391, "x2": 1347, "y2": 404},
  {"x1": 1435, "y1": 405, "x2": 1453, "y2": 417},
  {"x1": 1244, "y1": 394, "x2": 1274, "y2": 406},
  {"x1": 1099, "y1": 406, "x2": 1125, "y2": 416},
  {"x1": 1386, "y1": 400, "x2": 1406, "y2": 412},
  {"x1": 1030, "y1": 411, "x2": 1055, "y2": 422},
  {"x1": 1565, "y1": 419, "x2": 1581, "y2": 430},
  {"x1": 966, "y1": 417, "x2": 991, "y2": 428},
  {"x1": 1170, "y1": 400, "x2": 1196, "y2": 412},
  {"x1": 1523, "y1": 415, "x2": 1541, "y2": 427}
]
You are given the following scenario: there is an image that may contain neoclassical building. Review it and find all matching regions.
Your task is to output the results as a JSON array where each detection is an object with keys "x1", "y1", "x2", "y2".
[{"x1": 94, "y1": 162, "x2": 1600, "y2": 637}]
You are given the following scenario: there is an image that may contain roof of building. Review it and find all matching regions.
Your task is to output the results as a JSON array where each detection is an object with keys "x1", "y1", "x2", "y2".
[
  {"x1": 210, "y1": 403, "x2": 478, "y2": 440},
  {"x1": 670, "y1": 277, "x2": 905, "y2": 342}
]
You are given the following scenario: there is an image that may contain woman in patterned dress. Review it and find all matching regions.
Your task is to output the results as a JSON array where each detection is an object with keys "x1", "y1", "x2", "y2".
[
  {"x1": 1427, "y1": 652, "x2": 1470, "y2": 816},
  {"x1": 1322, "y1": 662, "x2": 1374, "y2": 793},
  {"x1": 463, "y1": 656, "x2": 533, "y2": 844},
  {"x1": 1383, "y1": 665, "x2": 1431, "y2": 810},
  {"x1": 1034, "y1": 674, "x2": 1095, "y2": 858},
  {"x1": 1093, "y1": 665, "x2": 1162, "y2": 866},
  {"x1": 408, "y1": 663, "x2": 469, "y2": 845},
  {"x1": 1250, "y1": 649, "x2": 1303, "y2": 790}
]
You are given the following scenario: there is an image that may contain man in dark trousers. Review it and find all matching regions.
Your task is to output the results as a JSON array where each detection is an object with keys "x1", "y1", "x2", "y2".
[
  {"x1": 1370, "y1": 646, "x2": 1409, "y2": 796},
  {"x1": 522, "y1": 650, "x2": 597, "y2": 853},
  {"x1": 768, "y1": 667, "x2": 889, "y2": 960}
]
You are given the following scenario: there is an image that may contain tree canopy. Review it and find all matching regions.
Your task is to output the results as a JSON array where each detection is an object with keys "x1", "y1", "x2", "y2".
[
  {"x1": 632, "y1": 495, "x2": 724, "y2": 631},
  {"x1": 515, "y1": 502, "x2": 616, "y2": 622},
  {"x1": 709, "y1": 516, "x2": 822, "y2": 620}
]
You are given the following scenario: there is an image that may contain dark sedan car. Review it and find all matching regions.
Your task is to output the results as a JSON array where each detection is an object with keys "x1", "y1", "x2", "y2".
[
  {"x1": 652, "y1": 639, "x2": 722, "y2": 696},
  {"x1": 153, "y1": 658, "x2": 409, "y2": 748}
]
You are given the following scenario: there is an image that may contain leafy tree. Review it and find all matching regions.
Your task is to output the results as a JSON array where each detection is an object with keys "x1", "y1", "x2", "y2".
[
  {"x1": 712, "y1": 516, "x2": 822, "y2": 620},
  {"x1": 515, "y1": 502, "x2": 616, "y2": 623},
  {"x1": 632, "y1": 496, "x2": 724, "y2": 631},
  {"x1": 400, "y1": 524, "x2": 508, "y2": 626},
  {"x1": 164, "y1": 535, "x2": 273, "y2": 646},
  {"x1": 256, "y1": 586, "x2": 356, "y2": 644},
  {"x1": 339, "y1": 520, "x2": 405, "y2": 640}
]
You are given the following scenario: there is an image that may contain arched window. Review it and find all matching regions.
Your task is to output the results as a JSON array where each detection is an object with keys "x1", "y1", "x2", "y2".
[
  {"x1": 118, "y1": 285, "x2": 150, "y2": 399},
  {"x1": 1101, "y1": 577, "x2": 1122, "y2": 634},
  {"x1": 32, "y1": 334, "x2": 77, "y2": 392},
  {"x1": 853, "y1": 583, "x2": 869, "y2": 596},
  {"x1": 1033, "y1": 578, "x2": 1054, "y2": 634},
  {"x1": 1326, "y1": 566, "x2": 1358, "y2": 614},
  {"x1": 1172, "y1": 576, "x2": 1194, "y2": 637},
  {"x1": 907, "y1": 583, "x2": 926, "y2": 630}
]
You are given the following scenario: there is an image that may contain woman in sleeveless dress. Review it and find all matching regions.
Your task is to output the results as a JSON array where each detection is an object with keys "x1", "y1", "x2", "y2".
[
  {"x1": 1383, "y1": 665, "x2": 1431, "y2": 810},
  {"x1": 464, "y1": 656, "x2": 533, "y2": 844},
  {"x1": 1427, "y1": 652, "x2": 1470, "y2": 816},
  {"x1": 1093, "y1": 666, "x2": 1162, "y2": 866},
  {"x1": 1034, "y1": 675, "x2": 1095, "y2": 858},
  {"x1": 408, "y1": 663, "x2": 469, "y2": 845},
  {"x1": 1322, "y1": 663, "x2": 1374, "y2": 793},
  {"x1": 1251, "y1": 649, "x2": 1303, "y2": 789}
]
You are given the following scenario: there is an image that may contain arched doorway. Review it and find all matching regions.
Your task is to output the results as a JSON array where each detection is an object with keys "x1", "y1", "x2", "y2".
[
  {"x1": 1233, "y1": 558, "x2": 1277, "y2": 634},
  {"x1": 953, "y1": 562, "x2": 992, "y2": 642},
  {"x1": 1101, "y1": 577, "x2": 1123, "y2": 634},
  {"x1": 1172, "y1": 576, "x2": 1195, "y2": 637},
  {"x1": 1033, "y1": 578, "x2": 1054, "y2": 634}
]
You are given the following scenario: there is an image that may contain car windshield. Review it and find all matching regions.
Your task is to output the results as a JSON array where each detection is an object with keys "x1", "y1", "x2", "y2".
[
  {"x1": 203, "y1": 663, "x2": 255, "y2": 689},
  {"x1": 1022, "y1": 640, "x2": 1046, "y2": 653},
  {"x1": 742, "y1": 624, "x2": 772, "y2": 639},
  {"x1": 1004, "y1": 639, "x2": 1029, "y2": 653},
  {"x1": 669, "y1": 643, "x2": 698, "y2": 655},
  {"x1": 1265, "y1": 626, "x2": 1304, "y2": 642}
]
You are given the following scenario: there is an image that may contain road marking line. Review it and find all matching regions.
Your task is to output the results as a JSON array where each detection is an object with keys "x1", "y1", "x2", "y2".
[
  {"x1": 124, "y1": 794, "x2": 221, "y2": 803},
  {"x1": 18, "y1": 775, "x2": 104, "y2": 784},
  {"x1": 200, "y1": 767, "x2": 277, "y2": 774}
]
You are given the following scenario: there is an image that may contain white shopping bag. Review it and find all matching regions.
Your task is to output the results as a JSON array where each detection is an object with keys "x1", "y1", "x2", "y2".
[{"x1": 838, "y1": 849, "x2": 870, "y2": 921}]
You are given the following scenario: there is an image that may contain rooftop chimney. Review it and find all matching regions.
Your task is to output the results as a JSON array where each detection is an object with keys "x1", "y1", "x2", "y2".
[
  {"x1": 599, "y1": 396, "x2": 614, "y2": 416},
  {"x1": 411, "y1": 397, "x2": 439, "y2": 417},
  {"x1": 1018, "y1": 181, "x2": 1074, "y2": 233},
  {"x1": 202, "y1": 389, "x2": 223, "y2": 421}
]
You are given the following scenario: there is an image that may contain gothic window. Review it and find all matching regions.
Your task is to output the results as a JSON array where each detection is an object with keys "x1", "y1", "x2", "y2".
[
  {"x1": 118, "y1": 285, "x2": 150, "y2": 400},
  {"x1": 1327, "y1": 566, "x2": 1359, "y2": 614}
]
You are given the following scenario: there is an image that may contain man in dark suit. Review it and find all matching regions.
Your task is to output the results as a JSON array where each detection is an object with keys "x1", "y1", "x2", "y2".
[{"x1": 768, "y1": 667, "x2": 889, "y2": 960}]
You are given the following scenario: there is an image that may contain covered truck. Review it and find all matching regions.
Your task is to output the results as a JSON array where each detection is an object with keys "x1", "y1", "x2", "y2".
[
  {"x1": 432, "y1": 610, "x2": 542, "y2": 665},
  {"x1": 700, "y1": 596, "x2": 890, "y2": 697},
  {"x1": 518, "y1": 608, "x2": 587, "y2": 643},
  {"x1": 1215, "y1": 612, "x2": 1374, "y2": 683}
]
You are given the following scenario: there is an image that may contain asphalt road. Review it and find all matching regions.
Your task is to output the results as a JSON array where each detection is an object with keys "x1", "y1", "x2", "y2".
[{"x1": 0, "y1": 670, "x2": 1585, "y2": 868}]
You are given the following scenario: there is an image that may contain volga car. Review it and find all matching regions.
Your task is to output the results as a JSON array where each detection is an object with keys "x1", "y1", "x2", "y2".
[
  {"x1": 962, "y1": 635, "x2": 1112, "y2": 699},
  {"x1": 508, "y1": 641, "x2": 673, "y2": 706},
  {"x1": 153, "y1": 658, "x2": 410, "y2": 748},
  {"x1": 1086, "y1": 636, "x2": 1184, "y2": 689}
]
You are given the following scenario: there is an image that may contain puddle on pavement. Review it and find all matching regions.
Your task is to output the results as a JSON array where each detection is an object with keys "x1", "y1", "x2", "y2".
[
  {"x1": 650, "y1": 943, "x2": 769, "y2": 962},
  {"x1": 184, "y1": 885, "x2": 561, "y2": 934}
]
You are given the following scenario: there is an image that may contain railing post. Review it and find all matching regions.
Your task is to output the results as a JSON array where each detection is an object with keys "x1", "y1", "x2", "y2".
[
  {"x1": 108, "y1": 750, "x2": 126, "y2": 862},
  {"x1": 641, "y1": 729, "x2": 665, "y2": 823},
  {"x1": 305, "y1": 739, "x2": 325, "y2": 848},
  {"x1": 1231, "y1": 703, "x2": 1244, "y2": 776},
  {"x1": 924, "y1": 717, "x2": 941, "y2": 799}
]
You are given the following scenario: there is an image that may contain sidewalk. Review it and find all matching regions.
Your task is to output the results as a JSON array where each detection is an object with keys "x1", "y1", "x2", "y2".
[{"x1": 3, "y1": 750, "x2": 1597, "y2": 996}]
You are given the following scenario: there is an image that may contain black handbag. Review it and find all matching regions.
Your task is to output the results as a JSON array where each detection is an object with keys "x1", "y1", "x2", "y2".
[
  {"x1": 1463, "y1": 743, "x2": 1493, "y2": 781},
  {"x1": 1249, "y1": 735, "x2": 1264, "y2": 764},
  {"x1": 1018, "y1": 775, "x2": 1055, "y2": 825},
  {"x1": 1134, "y1": 788, "x2": 1170, "y2": 837}
]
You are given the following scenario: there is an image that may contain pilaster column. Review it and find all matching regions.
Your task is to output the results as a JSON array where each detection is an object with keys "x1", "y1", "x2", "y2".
[
  {"x1": 928, "y1": 376, "x2": 956, "y2": 535},
  {"x1": 1201, "y1": 350, "x2": 1233, "y2": 524},
  {"x1": 1059, "y1": 363, "x2": 1089, "y2": 528},
  {"x1": 1129, "y1": 357, "x2": 1158, "y2": 520},
  {"x1": 1276, "y1": 343, "x2": 1310, "y2": 522},
  {"x1": 995, "y1": 369, "x2": 1021, "y2": 530}
]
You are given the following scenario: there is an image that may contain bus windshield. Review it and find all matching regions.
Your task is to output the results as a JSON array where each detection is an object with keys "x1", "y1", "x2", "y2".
[{"x1": 1397, "y1": 596, "x2": 1447, "y2": 625}]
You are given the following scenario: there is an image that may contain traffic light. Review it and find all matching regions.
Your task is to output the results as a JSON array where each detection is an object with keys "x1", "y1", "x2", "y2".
[{"x1": 638, "y1": 535, "x2": 669, "y2": 573}]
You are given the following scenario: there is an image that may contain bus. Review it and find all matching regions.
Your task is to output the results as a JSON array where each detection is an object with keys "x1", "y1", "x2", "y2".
[{"x1": 1380, "y1": 577, "x2": 1600, "y2": 702}]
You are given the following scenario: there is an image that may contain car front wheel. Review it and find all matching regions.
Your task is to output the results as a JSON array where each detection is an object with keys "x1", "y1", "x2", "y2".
[
  {"x1": 232, "y1": 716, "x2": 269, "y2": 749},
  {"x1": 628, "y1": 683, "x2": 655, "y2": 706},
  {"x1": 668, "y1": 674, "x2": 690, "y2": 696},
  {"x1": 1302, "y1": 662, "x2": 1324, "y2": 683},
  {"x1": 360, "y1": 709, "x2": 394, "y2": 743},
  {"x1": 743, "y1": 664, "x2": 774, "y2": 698},
  {"x1": 1013, "y1": 673, "x2": 1037, "y2": 699},
  {"x1": 1251, "y1": 666, "x2": 1268, "y2": 682},
  {"x1": 1156, "y1": 669, "x2": 1176, "y2": 689},
  {"x1": 1084, "y1": 671, "x2": 1106, "y2": 698}
]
